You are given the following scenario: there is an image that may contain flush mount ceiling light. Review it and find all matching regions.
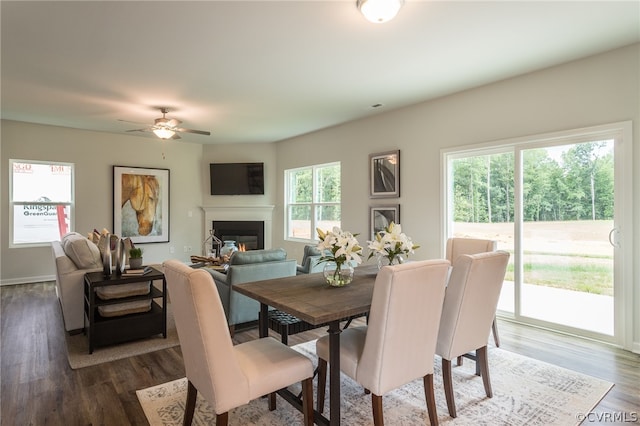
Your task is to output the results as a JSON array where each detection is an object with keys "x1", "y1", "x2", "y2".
[{"x1": 357, "y1": 0, "x2": 404, "y2": 23}]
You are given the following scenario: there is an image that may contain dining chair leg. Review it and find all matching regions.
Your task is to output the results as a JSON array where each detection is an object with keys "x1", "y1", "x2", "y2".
[
  {"x1": 422, "y1": 374, "x2": 439, "y2": 426},
  {"x1": 317, "y1": 358, "x2": 327, "y2": 413},
  {"x1": 301, "y1": 377, "x2": 314, "y2": 426},
  {"x1": 477, "y1": 345, "x2": 493, "y2": 397},
  {"x1": 268, "y1": 392, "x2": 276, "y2": 411},
  {"x1": 183, "y1": 380, "x2": 197, "y2": 426},
  {"x1": 216, "y1": 412, "x2": 229, "y2": 426},
  {"x1": 372, "y1": 393, "x2": 384, "y2": 426},
  {"x1": 492, "y1": 317, "x2": 500, "y2": 347},
  {"x1": 442, "y1": 358, "x2": 457, "y2": 418},
  {"x1": 456, "y1": 356, "x2": 463, "y2": 366}
]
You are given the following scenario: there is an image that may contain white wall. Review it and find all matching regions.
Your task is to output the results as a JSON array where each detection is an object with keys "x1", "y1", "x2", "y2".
[
  {"x1": 271, "y1": 44, "x2": 640, "y2": 349},
  {"x1": 0, "y1": 121, "x2": 204, "y2": 284}
]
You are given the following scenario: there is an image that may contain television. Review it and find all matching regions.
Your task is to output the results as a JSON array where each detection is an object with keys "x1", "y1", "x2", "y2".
[{"x1": 210, "y1": 162, "x2": 264, "y2": 195}]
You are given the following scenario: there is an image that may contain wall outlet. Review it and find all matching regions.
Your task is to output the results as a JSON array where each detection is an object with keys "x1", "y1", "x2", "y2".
[{"x1": 170, "y1": 246, "x2": 175, "y2": 254}]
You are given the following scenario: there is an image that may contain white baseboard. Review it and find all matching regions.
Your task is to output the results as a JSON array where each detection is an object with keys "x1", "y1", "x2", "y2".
[{"x1": 0, "y1": 275, "x2": 55, "y2": 286}]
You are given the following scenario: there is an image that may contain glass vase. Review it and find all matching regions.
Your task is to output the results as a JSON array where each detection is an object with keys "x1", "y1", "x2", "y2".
[
  {"x1": 220, "y1": 240, "x2": 238, "y2": 258},
  {"x1": 376, "y1": 254, "x2": 404, "y2": 270},
  {"x1": 323, "y1": 262, "x2": 354, "y2": 287}
]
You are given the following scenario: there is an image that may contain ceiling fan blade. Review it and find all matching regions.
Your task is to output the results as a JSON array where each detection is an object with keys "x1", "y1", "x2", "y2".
[
  {"x1": 125, "y1": 128, "x2": 150, "y2": 133},
  {"x1": 118, "y1": 119, "x2": 149, "y2": 126},
  {"x1": 171, "y1": 133, "x2": 182, "y2": 140},
  {"x1": 176, "y1": 127, "x2": 211, "y2": 136}
]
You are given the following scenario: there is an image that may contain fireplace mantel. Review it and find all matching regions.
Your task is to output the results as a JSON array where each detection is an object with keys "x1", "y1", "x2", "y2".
[{"x1": 201, "y1": 205, "x2": 274, "y2": 248}]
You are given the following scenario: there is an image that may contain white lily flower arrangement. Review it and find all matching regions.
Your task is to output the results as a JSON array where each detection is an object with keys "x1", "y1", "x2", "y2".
[
  {"x1": 316, "y1": 226, "x2": 363, "y2": 268},
  {"x1": 367, "y1": 222, "x2": 419, "y2": 265}
]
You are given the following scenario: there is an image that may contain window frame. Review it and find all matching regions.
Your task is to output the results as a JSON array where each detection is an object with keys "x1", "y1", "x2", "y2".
[
  {"x1": 285, "y1": 161, "x2": 341, "y2": 243},
  {"x1": 9, "y1": 159, "x2": 75, "y2": 248}
]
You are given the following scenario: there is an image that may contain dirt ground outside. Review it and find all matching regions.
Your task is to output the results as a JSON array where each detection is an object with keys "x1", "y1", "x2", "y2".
[
  {"x1": 454, "y1": 220, "x2": 614, "y2": 257},
  {"x1": 454, "y1": 220, "x2": 614, "y2": 295}
]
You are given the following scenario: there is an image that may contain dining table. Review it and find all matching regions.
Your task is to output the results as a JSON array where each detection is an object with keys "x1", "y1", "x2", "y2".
[{"x1": 234, "y1": 264, "x2": 378, "y2": 426}]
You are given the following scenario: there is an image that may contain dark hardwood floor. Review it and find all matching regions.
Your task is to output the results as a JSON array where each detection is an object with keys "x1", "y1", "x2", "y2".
[{"x1": 1, "y1": 282, "x2": 638, "y2": 425}]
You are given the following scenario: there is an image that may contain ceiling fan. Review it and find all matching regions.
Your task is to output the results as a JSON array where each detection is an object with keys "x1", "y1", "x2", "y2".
[{"x1": 120, "y1": 107, "x2": 211, "y2": 140}]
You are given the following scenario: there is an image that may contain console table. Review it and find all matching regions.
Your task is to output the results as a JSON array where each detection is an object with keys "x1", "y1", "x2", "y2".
[{"x1": 83, "y1": 267, "x2": 167, "y2": 354}]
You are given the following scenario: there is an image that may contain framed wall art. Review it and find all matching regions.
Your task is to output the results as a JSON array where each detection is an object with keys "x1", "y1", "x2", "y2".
[
  {"x1": 113, "y1": 166, "x2": 170, "y2": 243},
  {"x1": 369, "y1": 150, "x2": 400, "y2": 198},
  {"x1": 370, "y1": 205, "x2": 400, "y2": 240}
]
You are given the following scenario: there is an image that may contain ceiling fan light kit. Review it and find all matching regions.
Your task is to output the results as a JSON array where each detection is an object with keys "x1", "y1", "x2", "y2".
[
  {"x1": 152, "y1": 127, "x2": 176, "y2": 140},
  {"x1": 357, "y1": 0, "x2": 404, "y2": 23}
]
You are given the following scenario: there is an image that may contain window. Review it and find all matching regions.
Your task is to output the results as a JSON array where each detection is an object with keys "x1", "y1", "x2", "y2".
[
  {"x1": 10, "y1": 159, "x2": 74, "y2": 246},
  {"x1": 285, "y1": 162, "x2": 341, "y2": 241}
]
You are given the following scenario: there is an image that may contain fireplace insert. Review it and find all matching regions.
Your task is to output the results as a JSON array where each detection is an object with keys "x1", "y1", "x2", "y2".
[{"x1": 212, "y1": 220, "x2": 264, "y2": 251}]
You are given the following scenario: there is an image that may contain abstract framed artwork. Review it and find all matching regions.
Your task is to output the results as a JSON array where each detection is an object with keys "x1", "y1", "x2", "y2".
[
  {"x1": 369, "y1": 150, "x2": 400, "y2": 198},
  {"x1": 370, "y1": 205, "x2": 400, "y2": 240},
  {"x1": 113, "y1": 166, "x2": 170, "y2": 243}
]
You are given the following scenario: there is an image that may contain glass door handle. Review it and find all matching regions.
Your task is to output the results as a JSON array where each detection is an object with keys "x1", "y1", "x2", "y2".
[{"x1": 608, "y1": 228, "x2": 620, "y2": 248}]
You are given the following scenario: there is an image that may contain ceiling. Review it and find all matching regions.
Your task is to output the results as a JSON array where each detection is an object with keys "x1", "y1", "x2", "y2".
[{"x1": 2, "y1": 1, "x2": 639, "y2": 145}]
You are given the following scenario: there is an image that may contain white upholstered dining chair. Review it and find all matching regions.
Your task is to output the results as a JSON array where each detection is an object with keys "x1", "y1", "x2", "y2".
[
  {"x1": 316, "y1": 259, "x2": 451, "y2": 426},
  {"x1": 435, "y1": 251, "x2": 510, "y2": 418},
  {"x1": 445, "y1": 237, "x2": 501, "y2": 348},
  {"x1": 162, "y1": 260, "x2": 314, "y2": 426}
]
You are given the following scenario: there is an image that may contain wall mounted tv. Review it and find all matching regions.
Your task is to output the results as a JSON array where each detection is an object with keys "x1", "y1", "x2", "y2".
[{"x1": 210, "y1": 162, "x2": 265, "y2": 195}]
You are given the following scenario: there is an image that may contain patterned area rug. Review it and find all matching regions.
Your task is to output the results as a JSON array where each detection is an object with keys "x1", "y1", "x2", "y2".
[
  {"x1": 137, "y1": 340, "x2": 612, "y2": 425},
  {"x1": 65, "y1": 304, "x2": 179, "y2": 369}
]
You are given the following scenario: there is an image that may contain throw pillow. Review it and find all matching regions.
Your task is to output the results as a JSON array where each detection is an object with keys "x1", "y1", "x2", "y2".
[{"x1": 61, "y1": 232, "x2": 102, "y2": 269}]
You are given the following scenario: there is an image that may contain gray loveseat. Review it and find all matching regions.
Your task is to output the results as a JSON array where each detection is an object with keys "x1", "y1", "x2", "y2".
[{"x1": 205, "y1": 248, "x2": 296, "y2": 334}]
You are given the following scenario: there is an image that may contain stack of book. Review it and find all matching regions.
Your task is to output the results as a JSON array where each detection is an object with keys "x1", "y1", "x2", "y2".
[{"x1": 122, "y1": 267, "x2": 153, "y2": 277}]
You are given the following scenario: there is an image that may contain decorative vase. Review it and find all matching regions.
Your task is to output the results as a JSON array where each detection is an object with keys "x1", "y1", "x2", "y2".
[
  {"x1": 113, "y1": 238, "x2": 126, "y2": 275},
  {"x1": 323, "y1": 262, "x2": 354, "y2": 287},
  {"x1": 376, "y1": 254, "x2": 404, "y2": 270},
  {"x1": 220, "y1": 240, "x2": 238, "y2": 258},
  {"x1": 102, "y1": 233, "x2": 112, "y2": 278}
]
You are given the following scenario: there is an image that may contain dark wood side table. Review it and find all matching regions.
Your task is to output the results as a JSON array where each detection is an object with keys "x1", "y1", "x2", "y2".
[{"x1": 83, "y1": 267, "x2": 167, "y2": 354}]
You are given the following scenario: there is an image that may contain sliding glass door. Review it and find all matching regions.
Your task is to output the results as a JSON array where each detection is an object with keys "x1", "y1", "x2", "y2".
[
  {"x1": 443, "y1": 122, "x2": 632, "y2": 346},
  {"x1": 520, "y1": 142, "x2": 614, "y2": 335}
]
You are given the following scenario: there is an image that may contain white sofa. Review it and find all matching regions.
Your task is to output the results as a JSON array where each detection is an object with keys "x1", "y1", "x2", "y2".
[{"x1": 51, "y1": 232, "x2": 103, "y2": 332}]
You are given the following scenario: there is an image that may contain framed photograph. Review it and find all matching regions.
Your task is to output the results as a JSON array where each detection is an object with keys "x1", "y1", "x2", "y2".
[
  {"x1": 113, "y1": 166, "x2": 170, "y2": 243},
  {"x1": 370, "y1": 205, "x2": 400, "y2": 239},
  {"x1": 369, "y1": 150, "x2": 400, "y2": 198}
]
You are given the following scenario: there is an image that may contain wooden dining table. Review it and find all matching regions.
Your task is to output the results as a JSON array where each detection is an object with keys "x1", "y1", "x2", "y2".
[{"x1": 234, "y1": 264, "x2": 378, "y2": 426}]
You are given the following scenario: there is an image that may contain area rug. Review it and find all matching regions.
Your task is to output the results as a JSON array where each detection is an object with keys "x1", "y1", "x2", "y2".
[
  {"x1": 137, "y1": 340, "x2": 612, "y2": 426},
  {"x1": 65, "y1": 304, "x2": 180, "y2": 369}
]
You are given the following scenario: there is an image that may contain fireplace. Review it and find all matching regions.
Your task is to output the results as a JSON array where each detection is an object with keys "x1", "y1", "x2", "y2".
[
  {"x1": 213, "y1": 220, "x2": 264, "y2": 251},
  {"x1": 202, "y1": 205, "x2": 274, "y2": 252}
]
